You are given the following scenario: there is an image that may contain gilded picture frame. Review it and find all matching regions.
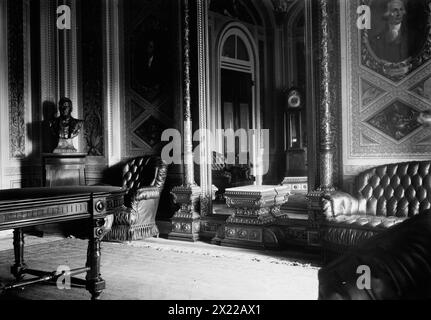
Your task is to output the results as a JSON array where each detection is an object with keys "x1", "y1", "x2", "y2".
[{"x1": 361, "y1": 0, "x2": 431, "y2": 81}]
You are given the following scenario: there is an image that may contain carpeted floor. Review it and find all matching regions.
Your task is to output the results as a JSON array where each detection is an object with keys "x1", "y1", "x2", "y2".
[{"x1": 0, "y1": 237, "x2": 320, "y2": 300}]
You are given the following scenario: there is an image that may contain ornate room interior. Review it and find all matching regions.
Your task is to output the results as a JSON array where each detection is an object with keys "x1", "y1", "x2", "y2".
[{"x1": 1, "y1": 0, "x2": 431, "y2": 300}]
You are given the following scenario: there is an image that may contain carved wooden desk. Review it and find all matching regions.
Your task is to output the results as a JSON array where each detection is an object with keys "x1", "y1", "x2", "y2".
[
  {"x1": 0, "y1": 186, "x2": 125, "y2": 300},
  {"x1": 222, "y1": 185, "x2": 290, "y2": 249}
]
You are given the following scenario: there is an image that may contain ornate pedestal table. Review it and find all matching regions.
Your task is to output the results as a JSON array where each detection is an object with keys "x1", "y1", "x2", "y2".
[{"x1": 221, "y1": 185, "x2": 290, "y2": 249}]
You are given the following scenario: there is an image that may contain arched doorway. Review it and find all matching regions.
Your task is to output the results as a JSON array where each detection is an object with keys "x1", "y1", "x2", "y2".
[{"x1": 216, "y1": 23, "x2": 261, "y2": 184}]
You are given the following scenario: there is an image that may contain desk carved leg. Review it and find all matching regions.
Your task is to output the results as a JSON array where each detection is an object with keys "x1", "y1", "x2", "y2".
[
  {"x1": 86, "y1": 237, "x2": 104, "y2": 300},
  {"x1": 11, "y1": 229, "x2": 27, "y2": 280},
  {"x1": 85, "y1": 216, "x2": 113, "y2": 300}
]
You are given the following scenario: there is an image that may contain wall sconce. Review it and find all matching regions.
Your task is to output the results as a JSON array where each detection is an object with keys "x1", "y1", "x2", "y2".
[{"x1": 271, "y1": 0, "x2": 292, "y2": 25}]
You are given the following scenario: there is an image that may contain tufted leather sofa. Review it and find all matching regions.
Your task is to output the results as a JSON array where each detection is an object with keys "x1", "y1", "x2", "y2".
[
  {"x1": 318, "y1": 210, "x2": 431, "y2": 300},
  {"x1": 104, "y1": 156, "x2": 168, "y2": 242},
  {"x1": 321, "y1": 161, "x2": 431, "y2": 259}
]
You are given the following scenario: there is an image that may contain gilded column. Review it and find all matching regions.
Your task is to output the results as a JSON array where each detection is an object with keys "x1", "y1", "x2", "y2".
[
  {"x1": 307, "y1": 0, "x2": 339, "y2": 247},
  {"x1": 317, "y1": 0, "x2": 336, "y2": 193},
  {"x1": 182, "y1": 0, "x2": 194, "y2": 187},
  {"x1": 169, "y1": 0, "x2": 202, "y2": 242}
]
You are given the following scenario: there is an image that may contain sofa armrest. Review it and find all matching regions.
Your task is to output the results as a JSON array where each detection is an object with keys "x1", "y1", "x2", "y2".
[
  {"x1": 322, "y1": 191, "x2": 361, "y2": 219},
  {"x1": 135, "y1": 187, "x2": 161, "y2": 201}
]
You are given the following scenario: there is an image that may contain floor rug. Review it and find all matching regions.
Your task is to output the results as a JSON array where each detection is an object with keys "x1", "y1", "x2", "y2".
[{"x1": 0, "y1": 237, "x2": 319, "y2": 300}]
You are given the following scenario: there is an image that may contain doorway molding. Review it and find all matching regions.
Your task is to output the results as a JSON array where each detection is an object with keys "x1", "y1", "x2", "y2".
[{"x1": 214, "y1": 22, "x2": 262, "y2": 184}]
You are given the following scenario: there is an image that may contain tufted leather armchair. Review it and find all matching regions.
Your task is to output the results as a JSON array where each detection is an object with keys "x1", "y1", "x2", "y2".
[
  {"x1": 104, "y1": 156, "x2": 168, "y2": 242},
  {"x1": 321, "y1": 161, "x2": 431, "y2": 259}
]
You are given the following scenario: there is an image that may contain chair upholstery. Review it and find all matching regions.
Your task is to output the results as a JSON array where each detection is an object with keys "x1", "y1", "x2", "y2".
[
  {"x1": 104, "y1": 156, "x2": 168, "y2": 241},
  {"x1": 211, "y1": 151, "x2": 254, "y2": 201},
  {"x1": 321, "y1": 161, "x2": 431, "y2": 258},
  {"x1": 318, "y1": 210, "x2": 431, "y2": 300},
  {"x1": 211, "y1": 152, "x2": 232, "y2": 201}
]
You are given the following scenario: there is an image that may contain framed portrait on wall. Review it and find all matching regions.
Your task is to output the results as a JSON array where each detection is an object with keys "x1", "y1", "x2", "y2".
[
  {"x1": 361, "y1": 0, "x2": 431, "y2": 81},
  {"x1": 130, "y1": 17, "x2": 170, "y2": 103}
]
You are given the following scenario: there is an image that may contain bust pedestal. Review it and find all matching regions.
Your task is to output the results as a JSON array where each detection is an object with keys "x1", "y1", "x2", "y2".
[{"x1": 42, "y1": 153, "x2": 87, "y2": 187}]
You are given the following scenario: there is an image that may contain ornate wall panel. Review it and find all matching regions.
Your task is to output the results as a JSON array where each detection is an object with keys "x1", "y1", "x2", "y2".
[
  {"x1": 40, "y1": 0, "x2": 58, "y2": 155},
  {"x1": 341, "y1": 0, "x2": 431, "y2": 182},
  {"x1": 8, "y1": 0, "x2": 25, "y2": 159},
  {"x1": 2, "y1": 0, "x2": 41, "y2": 189},
  {"x1": 0, "y1": 0, "x2": 7, "y2": 189},
  {"x1": 123, "y1": 0, "x2": 176, "y2": 157},
  {"x1": 82, "y1": 0, "x2": 104, "y2": 156}
]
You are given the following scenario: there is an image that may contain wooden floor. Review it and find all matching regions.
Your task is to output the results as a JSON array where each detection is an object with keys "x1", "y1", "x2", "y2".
[{"x1": 0, "y1": 235, "x2": 320, "y2": 300}]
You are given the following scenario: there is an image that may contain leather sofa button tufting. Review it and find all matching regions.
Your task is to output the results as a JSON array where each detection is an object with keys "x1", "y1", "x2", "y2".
[{"x1": 321, "y1": 161, "x2": 431, "y2": 262}]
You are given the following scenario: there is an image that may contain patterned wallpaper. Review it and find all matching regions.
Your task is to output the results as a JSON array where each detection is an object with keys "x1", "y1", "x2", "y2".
[
  {"x1": 82, "y1": 0, "x2": 104, "y2": 157},
  {"x1": 341, "y1": 0, "x2": 431, "y2": 179},
  {"x1": 8, "y1": 0, "x2": 25, "y2": 159}
]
